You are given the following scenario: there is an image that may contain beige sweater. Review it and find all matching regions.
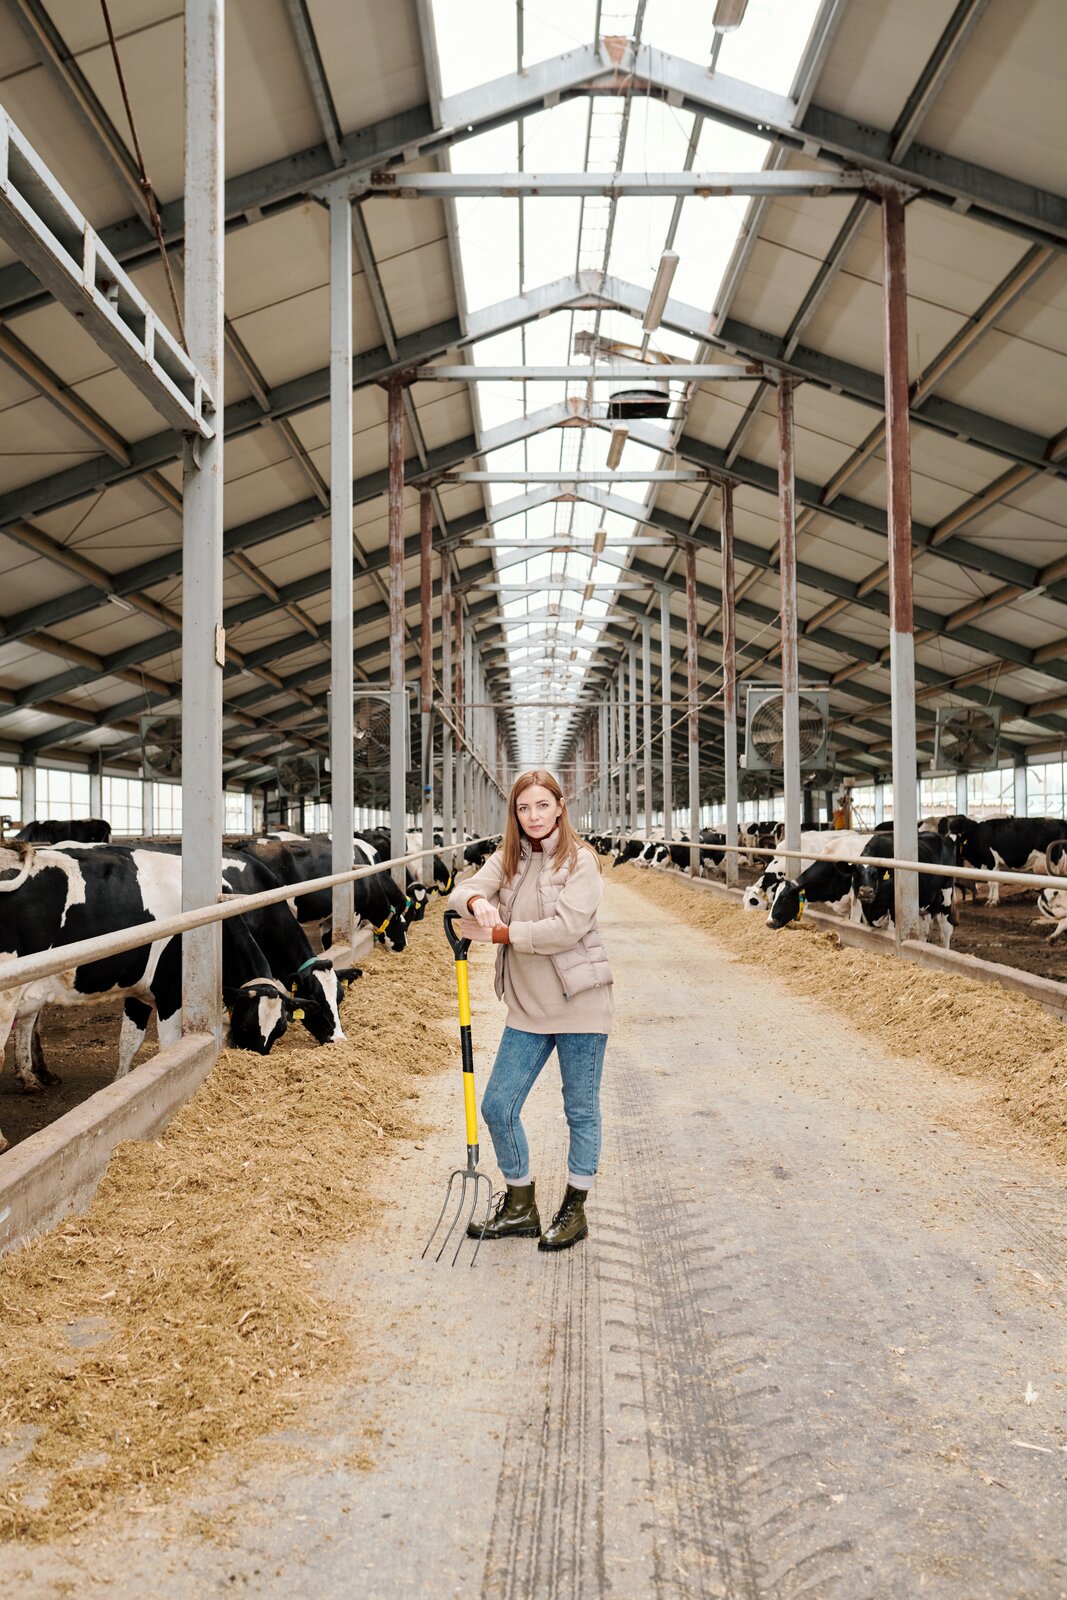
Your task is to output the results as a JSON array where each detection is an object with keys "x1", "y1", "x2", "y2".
[{"x1": 451, "y1": 843, "x2": 613, "y2": 1035}]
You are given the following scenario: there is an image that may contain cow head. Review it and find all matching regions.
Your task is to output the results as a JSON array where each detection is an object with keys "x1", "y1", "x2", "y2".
[
  {"x1": 406, "y1": 882, "x2": 430, "y2": 921},
  {"x1": 224, "y1": 978, "x2": 302, "y2": 1055},
  {"x1": 614, "y1": 839, "x2": 642, "y2": 868},
  {"x1": 1037, "y1": 886, "x2": 1067, "y2": 924},
  {"x1": 854, "y1": 862, "x2": 889, "y2": 907},
  {"x1": 287, "y1": 957, "x2": 362, "y2": 1043},
  {"x1": 375, "y1": 910, "x2": 408, "y2": 952},
  {"x1": 767, "y1": 879, "x2": 804, "y2": 928},
  {"x1": 742, "y1": 863, "x2": 783, "y2": 910}
]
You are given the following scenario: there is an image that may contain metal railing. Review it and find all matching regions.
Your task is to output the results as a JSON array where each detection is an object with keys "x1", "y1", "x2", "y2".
[
  {"x1": 0, "y1": 836, "x2": 490, "y2": 996},
  {"x1": 614, "y1": 834, "x2": 1067, "y2": 895}
]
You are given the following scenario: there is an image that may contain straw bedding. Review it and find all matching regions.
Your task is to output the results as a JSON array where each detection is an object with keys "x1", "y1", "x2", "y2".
[
  {"x1": 0, "y1": 901, "x2": 458, "y2": 1541},
  {"x1": 617, "y1": 866, "x2": 1067, "y2": 1166}
]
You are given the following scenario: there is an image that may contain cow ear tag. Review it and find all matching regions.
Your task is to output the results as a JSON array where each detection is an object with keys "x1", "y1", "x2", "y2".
[
  {"x1": 290, "y1": 981, "x2": 298, "y2": 994},
  {"x1": 882, "y1": 869, "x2": 890, "y2": 880},
  {"x1": 292, "y1": 1007, "x2": 304, "y2": 1020}
]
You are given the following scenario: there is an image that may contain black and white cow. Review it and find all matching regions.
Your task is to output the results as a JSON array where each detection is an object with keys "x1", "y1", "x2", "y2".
[
  {"x1": 742, "y1": 830, "x2": 868, "y2": 911},
  {"x1": 850, "y1": 832, "x2": 959, "y2": 946},
  {"x1": 949, "y1": 815, "x2": 1066, "y2": 907},
  {"x1": 0, "y1": 845, "x2": 306, "y2": 1152},
  {"x1": 15, "y1": 817, "x2": 111, "y2": 843},
  {"x1": 249, "y1": 834, "x2": 409, "y2": 950},
  {"x1": 765, "y1": 855, "x2": 856, "y2": 928},
  {"x1": 79, "y1": 841, "x2": 360, "y2": 1053}
]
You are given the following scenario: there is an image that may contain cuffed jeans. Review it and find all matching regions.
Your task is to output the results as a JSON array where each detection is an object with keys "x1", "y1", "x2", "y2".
[{"x1": 481, "y1": 1026, "x2": 608, "y2": 1184}]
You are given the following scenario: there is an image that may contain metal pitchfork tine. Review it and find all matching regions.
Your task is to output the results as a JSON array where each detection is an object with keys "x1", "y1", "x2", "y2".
[{"x1": 423, "y1": 910, "x2": 493, "y2": 1266}]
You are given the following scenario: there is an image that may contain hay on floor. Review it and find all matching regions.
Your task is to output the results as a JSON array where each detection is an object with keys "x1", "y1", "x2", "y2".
[{"x1": 0, "y1": 900, "x2": 459, "y2": 1541}]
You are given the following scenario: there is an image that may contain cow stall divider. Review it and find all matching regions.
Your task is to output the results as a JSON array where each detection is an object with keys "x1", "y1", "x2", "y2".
[
  {"x1": 612, "y1": 836, "x2": 1067, "y2": 1016},
  {"x1": 0, "y1": 836, "x2": 492, "y2": 1258}
]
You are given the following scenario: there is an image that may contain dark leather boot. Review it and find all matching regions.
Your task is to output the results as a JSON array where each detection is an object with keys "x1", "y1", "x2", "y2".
[
  {"x1": 467, "y1": 1181, "x2": 541, "y2": 1240},
  {"x1": 537, "y1": 1185, "x2": 588, "y2": 1252}
]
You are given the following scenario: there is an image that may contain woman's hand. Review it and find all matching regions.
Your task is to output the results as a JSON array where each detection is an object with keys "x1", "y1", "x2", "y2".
[
  {"x1": 457, "y1": 918, "x2": 494, "y2": 943},
  {"x1": 468, "y1": 897, "x2": 502, "y2": 929}
]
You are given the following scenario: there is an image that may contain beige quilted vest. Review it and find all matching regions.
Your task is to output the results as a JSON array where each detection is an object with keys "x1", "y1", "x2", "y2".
[{"x1": 494, "y1": 832, "x2": 613, "y2": 1002}]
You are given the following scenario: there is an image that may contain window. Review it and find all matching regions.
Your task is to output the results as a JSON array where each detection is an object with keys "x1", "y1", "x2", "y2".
[
  {"x1": 0, "y1": 764, "x2": 16, "y2": 826},
  {"x1": 102, "y1": 776, "x2": 143, "y2": 835},
  {"x1": 920, "y1": 775, "x2": 957, "y2": 816},
  {"x1": 224, "y1": 792, "x2": 248, "y2": 833},
  {"x1": 965, "y1": 767, "x2": 1013, "y2": 820},
  {"x1": 850, "y1": 785, "x2": 877, "y2": 830},
  {"x1": 38, "y1": 767, "x2": 91, "y2": 821},
  {"x1": 1026, "y1": 761, "x2": 1065, "y2": 819},
  {"x1": 305, "y1": 801, "x2": 332, "y2": 833},
  {"x1": 154, "y1": 783, "x2": 182, "y2": 834}
]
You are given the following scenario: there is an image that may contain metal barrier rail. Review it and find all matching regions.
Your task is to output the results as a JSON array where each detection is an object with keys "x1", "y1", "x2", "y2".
[
  {"x1": 613, "y1": 835, "x2": 1067, "y2": 894},
  {"x1": 0, "y1": 836, "x2": 491, "y2": 996}
]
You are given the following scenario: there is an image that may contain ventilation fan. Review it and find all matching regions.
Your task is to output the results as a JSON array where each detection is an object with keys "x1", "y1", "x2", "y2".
[
  {"x1": 352, "y1": 689, "x2": 411, "y2": 770},
  {"x1": 933, "y1": 706, "x2": 1000, "y2": 771},
  {"x1": 742, "y1": 686, "x2": 829, "y2": 772},
  {"x1": 738, "y1": 769, "x2": 772, "y2": 802},
  {"x1": 141, "y1": 714, "x2": 182, "y2": 781},
  {"x1": 275, "y1": 753, "x2": 320, "y2": 799}
]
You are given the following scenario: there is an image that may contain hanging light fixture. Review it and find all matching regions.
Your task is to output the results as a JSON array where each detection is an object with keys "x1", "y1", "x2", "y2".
[
  {"x1": 606, "y1": 426, "x2": 628, "y2": 469},
  {"x1": 712, "y1": 0, "x2": 749, "y2": 30},
  {"x1": 642, "y1": 250, "x2": 679, "y2": 332},
  {"x1": 593, "y1": 528, "x2": 607, "y2": 555},
  {"x1": 582, "y1": 582, "x2": 595, "y2": 604}
]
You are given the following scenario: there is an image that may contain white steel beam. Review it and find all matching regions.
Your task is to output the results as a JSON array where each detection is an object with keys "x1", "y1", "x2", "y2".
[
  {"x1": 181, "y1": 0, "x2": 224, "y2": 1040},
  {"x1": 365, "y1": 170, "x2": 876, "y2": 200},
  {"x1": 329, "y1": 193, "x2": 355, "y2": 940},
  {"x1": 447, "y1": 470, "x2": 714, "y2": 483},
  {"x1": 420, "y1": 363, "x2": 767, "y2": 381},
  {"x1": 0, "y1": 105, "x2": 214, "y2": 439}
]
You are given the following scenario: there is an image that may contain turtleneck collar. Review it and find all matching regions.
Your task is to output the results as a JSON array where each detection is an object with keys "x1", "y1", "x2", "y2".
[{"x1": 521, "y1": 825, "x2": 559, "y2": 858}]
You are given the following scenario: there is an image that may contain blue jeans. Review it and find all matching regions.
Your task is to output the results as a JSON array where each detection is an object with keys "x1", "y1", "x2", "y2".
[{"x1": 481, "y1": 1027, "x2": 607, "y2": 1183}]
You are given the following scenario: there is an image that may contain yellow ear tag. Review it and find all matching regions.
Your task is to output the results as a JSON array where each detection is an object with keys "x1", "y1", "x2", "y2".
[
  {"x1": 882, "y1": 870, "x2": 890, "y2": 880},
  {"x1": 292, "y1": 1008, "x2": 304, "y2": 1020},
  {"x1": 290, "y1": 981, "x2": 298, "y2": 994}
]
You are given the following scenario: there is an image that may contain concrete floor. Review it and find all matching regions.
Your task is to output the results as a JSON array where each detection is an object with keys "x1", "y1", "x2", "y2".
[{"x1": 10, "y1": 875, "x2": 1067, "y2": 1599}]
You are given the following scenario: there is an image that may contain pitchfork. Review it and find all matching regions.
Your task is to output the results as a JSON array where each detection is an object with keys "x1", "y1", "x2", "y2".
[{"x1": 422, "y1": 910, "x2": 493, "y2": 1265}]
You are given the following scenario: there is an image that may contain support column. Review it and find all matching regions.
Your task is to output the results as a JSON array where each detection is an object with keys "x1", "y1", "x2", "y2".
[
  {"x1": 19, "y1": 763, "x2": 35, "y2": 829},
  {"x1": 955, "y1": 771, "x2": 968, "y2": 817},
  {"x1": 454, "y1": 593, "x2": 465, "y2": 844},
  {"x1": 441, "y1": 552, "x2": 453, "y2": 848},
  {"x1": 685, "y1": 541, "x2": 700, "y2": 874},
  {"x1": 721, "y1": 481, "x2": 739, "y2": 886},
  {"x1": 89, "y1": 756, "x2": 102, "y2": 821},
  {"x1": 660, "y1": 589, "x2": 673, "y2": 838},
  {"x1": 598, "y1": 700, "x2": 609, "y2": 832},
  {"x1": 329, "y1": 192, "x2": 355, "y2": 941},
  {"x1": 387, "y1": 377, "x2": 407, "y2": 889},
  {"x1": 641, "y1": 617, "x2": 653, "y2": 833},
  {"x1": 628, "y1": 640, "x2": 639, "y2": 835},
  {"x1": 882, "y1": 192, "x2": 919, "y2": 941},
  {"x1": 777, "y1": 376, "x2": 801, "y2": 861},
  {"x1": 419, "y1": 489, "x2": 434, "y2": 857},
  {"x1": 181, "y1": 0, "x2": 224, "y2": 1039},
  {"x1": 142, "y1": 778, "x2": 155, "y2": 837},
  {"x1": 607, "y1": 675, "x2": 617, "y2": 838},
  {"x1": 615, "y1": 666, "x2": 625, "y2": 840}
]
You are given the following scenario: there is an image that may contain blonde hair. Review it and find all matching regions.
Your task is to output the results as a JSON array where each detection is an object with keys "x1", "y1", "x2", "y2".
[{"x1": 500, "y1": 769, "x2": 599, "y2": 881}]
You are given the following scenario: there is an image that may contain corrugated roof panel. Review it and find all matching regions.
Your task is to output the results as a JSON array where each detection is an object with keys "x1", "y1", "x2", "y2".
[
  {"x1": 915, "y1": 0, "x2": 1067, "y2": 194},
  {"x1": 310, "y1": 0, "x2": 426, "y2": 132},
  {"x1": 813, "y1": 0, "x2": 957, "y2": 129},
  {"x1": 0, "y1": 396, "x2": 102, "y2": 497},
  {"x1": 930, "y1": 329, "x2": 1067, "y2": 442}
]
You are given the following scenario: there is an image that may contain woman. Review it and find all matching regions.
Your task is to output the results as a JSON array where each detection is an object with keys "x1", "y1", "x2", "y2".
[{"x1": 449, "y1": 769, "x2": 612, "y2": 1252}]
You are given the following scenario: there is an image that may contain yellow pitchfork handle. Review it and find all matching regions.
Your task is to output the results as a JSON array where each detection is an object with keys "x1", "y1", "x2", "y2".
[{"x1": 444, "y1": 911, "x2": 480, "y2": 1163}]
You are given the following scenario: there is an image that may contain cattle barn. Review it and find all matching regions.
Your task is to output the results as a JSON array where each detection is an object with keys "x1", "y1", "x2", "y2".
[{"x1": 0, "y1": 1, "x2": 1065, "y2": 1591}]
